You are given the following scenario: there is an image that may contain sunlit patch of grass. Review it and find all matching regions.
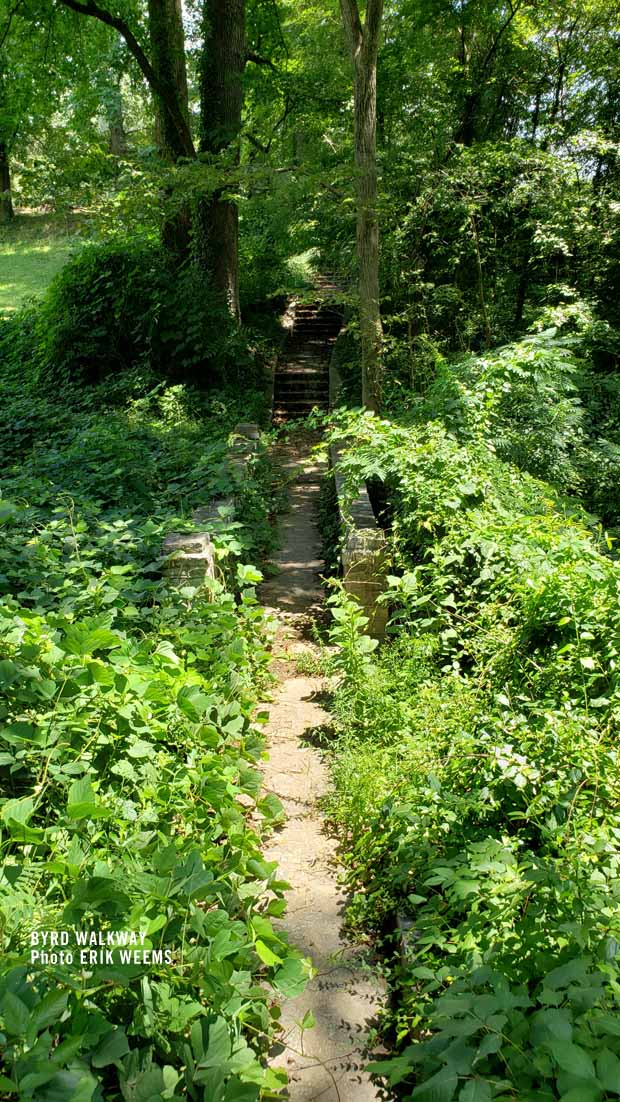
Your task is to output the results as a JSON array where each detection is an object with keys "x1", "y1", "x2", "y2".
[{"x1": 0, "y1": 211, "x2": 84, "y2": 313}]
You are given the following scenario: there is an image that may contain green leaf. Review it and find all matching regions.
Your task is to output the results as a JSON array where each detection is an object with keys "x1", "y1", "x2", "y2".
[
  {"x1": 476, "y1": 1033, "x2": 503, "y2": 1060},
  {"x1": 460, "y1": 1082, "x2": 492, "y2": 1102},
  {"x1": 28, "y1": 990, "x2": 69, "y2": 1036},
  {"x1": 177, "y1": 684, "x2": 212, "y2": 721},
  {"x1": 202, "y1": 1017, "x2": 232, "y2": 1067},
  {"x1": 1, "y1": 797, "x2": 46, "y2": 841},
  {"x1": 223, "y1": 1081, "x2": 260, "y2": 1102},
  {"x1": 91, "y1": 1027, "x2": 130, "y2": 1067},
  {"x1": 62, "y1": 616, "x2": 121, "y2": 656},
  {"x1": 531, "y1": 1009, "x2": 573, "y2": 1045},
  {"x1": 0, "y1": 501, "x2": 18, "y2": 524},
  {"x1": 254, "y1": 940, "x2": 282, "y2": 967},
  {"x1": 412, "y1": 1066, "x2": 458, "y2": 1101},
  {"x1": 67, "y1": 777, "x2": 111, "y2": 821},
  {"x1": 596, "y1": 1048, "x2": 620, "y2": 1094},
  {"x1": 550, "y1": 1041, "x2": 596, "y2": 1080},
  {"x1": 1, "y1": 991, "x2": 30, "y2": 1035},
  {"x1": 559, "y1": 1088, "x2": 602, "y2": 1102},
  {"x1": 273, "y1": 956, "x2": 310, "y2": 998},
  {"x1": 127, "y1": 739, "x2": 154, "y2": 759}
]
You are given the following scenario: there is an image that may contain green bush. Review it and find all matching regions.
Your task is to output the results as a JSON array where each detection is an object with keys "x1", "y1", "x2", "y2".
[
  {"x1": 0, "y1": 351, "x2": 304, "y2": 1099},
  {"x1": 388, "y1": 314, "x2": 620, "y2": 527},
  {"x1": 34, "y1": 241, "x2": 262, "y2": 389},
  {"x1": 325, "y1": 409, "x2": 620, "y2": 1102}
]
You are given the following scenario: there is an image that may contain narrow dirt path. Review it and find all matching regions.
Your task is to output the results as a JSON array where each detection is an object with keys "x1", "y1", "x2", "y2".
[{"x1": 260, "y1": 436, "x2": 385, "y2": 1102}]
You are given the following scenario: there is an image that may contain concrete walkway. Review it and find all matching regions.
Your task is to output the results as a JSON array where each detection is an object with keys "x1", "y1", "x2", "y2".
[{"x1": 260, "y1": 437, "x2": 385, "y2": 1102}]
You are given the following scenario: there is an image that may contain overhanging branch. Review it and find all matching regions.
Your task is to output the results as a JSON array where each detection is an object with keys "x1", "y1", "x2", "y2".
[{"x1": 56, "y1": 0, "x2": 195, "y2": 156}]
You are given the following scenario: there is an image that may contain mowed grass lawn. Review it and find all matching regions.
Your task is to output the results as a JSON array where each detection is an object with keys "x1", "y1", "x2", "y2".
[{"x1": 0, "y1": 212, "x2": 83, "y2": 313}]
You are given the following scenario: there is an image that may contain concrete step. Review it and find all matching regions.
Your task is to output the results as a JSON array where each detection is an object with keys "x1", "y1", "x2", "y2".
[
  {"x1": 273, "y1": 403, "x2": 328, "y2": 416},
  {"x1": 275, "y1": 376, "x2": 328, "y2": 388},
  {"x1": 294, "y1": 324, "x2": 337, "y2": 334},
  {"x1": 275, "y1": 392, "x2": 328, "y2": 403},
  {"x1": 275, "y1": 378, "x2": 328, "y2": 389},
  {"x1": 276, "y1": 368, "x2": 328, "y2": 380},
  {"x1": 275, "y1": 380, "x2": 328, "y2": 391}
]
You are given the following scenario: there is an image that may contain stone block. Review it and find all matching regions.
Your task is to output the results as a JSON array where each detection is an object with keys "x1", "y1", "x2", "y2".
[
  {"x1": 330, "y1": 444, "x2": 388, "y2": 640},
  {"x1": 192, "y1": 497, "x2": 234, "y2": 526},
  {"x1": 161, "y1": 423, "x2": 260, "y2": 593},
  {"x1": 342, "y1": 528, "x2": 388, "y2": 639},
  {"x1": 229, "y1": 423, "x2": 261, "y2": 478},
  {"x1": 233, "y1": 423, "x2": 261, "y2": 440},
  {"x1": 162, "y1": 530, "x2": 216, "y2": 587}
]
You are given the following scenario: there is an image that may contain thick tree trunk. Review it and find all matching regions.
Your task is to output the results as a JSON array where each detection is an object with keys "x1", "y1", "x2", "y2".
[
  {"x1": 340, "y1": 0, "x2": 384, "y2": 413},
  {"x1": 455, "y1": 90, "x2": 478, "y2": 146},
  {"x1": 148, "y1": 0, "x2": 189, "y2": 161},
  {"x1": 148, "y1": 0, "x2": 192, "y2": 258},
  {"x1": 107, "y1": 76, "x2": 128, "y2": 156},
  {"x1": 197, "y1": 0, "x2": 246, "y2": 321},
  {"x1": 354, "y1": 60, "x2": 383, "y2": 411},
  {"x1": 0, "y1": 142, "x2": 13, "y2": 224}
]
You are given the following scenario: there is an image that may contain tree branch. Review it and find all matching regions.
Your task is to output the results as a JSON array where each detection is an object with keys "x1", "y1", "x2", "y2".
[
  {"x1": 339, "y1": 0, "x2": 363, "y2": 62},
  {"x1": 56, "y1": 0, "x2": 195, "y2": 156},
  {"x1": 478, "y1": 0, "x2": 522, "y2": 78},
  {"x1": 0, "y1": 0, "x2": 25, "y2": 51},
  {"x1": 364, "y1": 0, "x2": 385, "y2": 50},
  {"x1": 244, "y1": 95, "x2": 293, "y2": 157}
]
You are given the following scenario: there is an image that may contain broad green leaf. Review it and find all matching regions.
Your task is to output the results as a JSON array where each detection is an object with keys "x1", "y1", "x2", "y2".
[
  {"x1": 412, "y1": 1066, "x2": 458, "y2": 1101},
  {"x1": 67, "y1": 777, "x2": 110, "y2": 820},
  {"x1": 596, "y1": 1048, "x2": 620, "y2": 1093},
  {"x1": 63, "y1": 617, "x2": 121, "y2": 656},
  {"x1": 559, "y1": 1088, "x2": 602, "y2": 1102},
  {"x1": 254, "y1": 940, "x2": 282, "y2": 967},
  {"x1": 202, "y1": 1017, "x2": 232, "y2": 1067},
  {"x1": 550, "y1": 1041, "x2": 596, "y2": 1080},
  {"x1": 223, "y1": 1081, "x2": 260, "y2": 1102},
  {"x1": 460, "y1": 1082, "x2": 492, "y2": 1102},
  {"x1": 91, "y1": 1027, "x2": 130, "y2": 1067},
  {"x1": 1, "y1": 991, "x2": 30, "y2": 1035},
  {"x1": 273, "y1": 956, "x2": 310, "y2": 998},
  {"x1": 28, "y1": 990, "x2": 69, "y2": 1036}
]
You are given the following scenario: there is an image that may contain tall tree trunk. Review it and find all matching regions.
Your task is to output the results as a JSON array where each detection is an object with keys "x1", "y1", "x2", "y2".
[
  {"x1": 148, "y1": 0, "x2": 192, "y2": 258},
  {"x1": 340, "y1": 0, "x2": 384, "y2": 413},
  {"x1": 0, "y1": 141, "x2": 13, "y2": 224},
  {"x1": 197, "y1": 0, "x2": 246, "y2": 321},
  {"x1": 106, "y1": 74, "x2": 128, "y2": 156},
  {"x1": 148, "y1": 0, "x2": 189, "y2": 161}
]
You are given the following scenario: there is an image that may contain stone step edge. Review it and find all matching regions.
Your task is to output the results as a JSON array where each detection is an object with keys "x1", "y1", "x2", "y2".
[{"x1": 162, "y1": 423, "x2": 261, "y2": 588}]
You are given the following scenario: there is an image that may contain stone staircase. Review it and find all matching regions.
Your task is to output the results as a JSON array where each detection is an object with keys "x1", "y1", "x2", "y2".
[{"x1": 273, "y1": 283, "x2": 342, "y2": 423}]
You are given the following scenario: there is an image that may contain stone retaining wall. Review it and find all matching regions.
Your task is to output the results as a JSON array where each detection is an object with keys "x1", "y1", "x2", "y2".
[
  {"x1": 329, "y1": 344, "x2": 388, "y2": 640},
  {"x1": 162, "y1": 424, "x2": 260, "y2": 589}
]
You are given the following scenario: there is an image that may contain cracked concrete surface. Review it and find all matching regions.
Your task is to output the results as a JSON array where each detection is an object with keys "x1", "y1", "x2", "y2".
[{"x1": 260, "y1": 437, "x2": 385, "y2": 1102}]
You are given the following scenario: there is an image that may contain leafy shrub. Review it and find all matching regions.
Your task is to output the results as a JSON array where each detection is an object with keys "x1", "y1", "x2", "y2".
[
  {"x1": 0, "y1": 355, "x2": 305, "y2": 1099},
  {"x1": 423, "y1": 330, "x2": 585, "y2": 489},
  {"x1": 324, "y1": 409, "x2": 620, "y2": 1101},
  {"x1": 388, "y1": 314, "x2": 620, "y2": 526},
  {"x1": 35, "y1": 241, "x2": 263, "y2": 389}
]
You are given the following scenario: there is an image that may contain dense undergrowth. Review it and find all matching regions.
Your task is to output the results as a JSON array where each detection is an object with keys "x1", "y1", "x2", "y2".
[
  {"x1": 331, "y1": 301, "x2": 620, "y2": 532},
  {"x1": 0, "y1": 344, "x2": 308, "y2": 1100},
  {"x1": 325, "y1": 358, "x2": 620, "y2": 1100},
  {"x1": 0, "y1": 237, "x2": 284, "y2": 392}
]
